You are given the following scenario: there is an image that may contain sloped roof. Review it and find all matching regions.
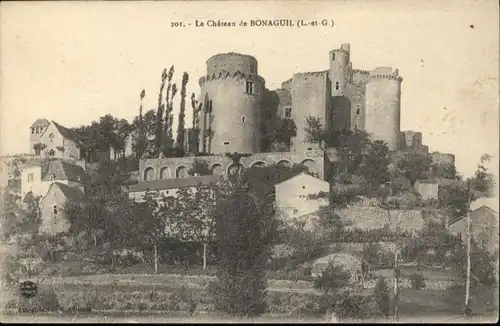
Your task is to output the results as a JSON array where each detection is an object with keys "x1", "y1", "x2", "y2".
[
  {"x1": 129, "y1": 175, "x2": 222, "y2": 192},
  {"x1": 43, "y1": 182, "x2": 85, "y2": 203},
  {"x1": 471, "y1": 197, "x2": 499, "y2": 213},
  {"x1": 274, "y1": 172, "x2": 328, "y2": 188},
  {"x1": 40, "y1": 159, "x2": 86, "y2": 182},
  {"x1": 51, "y1": 121, "x2": 83, "y2": 144},
  {"x1": 30, "y1": 118, "x2": 50, "y2": 128}
]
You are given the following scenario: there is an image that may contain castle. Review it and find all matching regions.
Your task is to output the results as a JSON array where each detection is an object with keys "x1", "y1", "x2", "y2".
[
  {"x1": 23, "y1": 44, "x2": 454, "y2": 184},
  {"x1": 140, "y1": 43, "x2": 454, "y2": 182}
]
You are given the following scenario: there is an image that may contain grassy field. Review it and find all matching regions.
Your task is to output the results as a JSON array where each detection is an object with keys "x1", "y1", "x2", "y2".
[{"x1": 5, "y1": 273, "x2": 497, "y2": 319}]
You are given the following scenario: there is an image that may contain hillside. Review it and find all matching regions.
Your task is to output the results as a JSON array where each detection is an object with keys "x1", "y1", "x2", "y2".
[{"x1": 336, "y1": 198, "x2": 425, "y2": 232}]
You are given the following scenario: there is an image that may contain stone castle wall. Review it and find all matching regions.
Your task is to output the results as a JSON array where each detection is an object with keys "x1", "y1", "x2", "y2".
[
  {"x1": 289, "y1": 71, "x2": 331, "y2": 153},
  {"x1": 139, "y1": 150, "x2": 325, "y2": 181}
]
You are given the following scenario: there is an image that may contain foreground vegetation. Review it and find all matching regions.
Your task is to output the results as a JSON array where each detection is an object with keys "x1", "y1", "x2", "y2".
[{"x1": 1, "y1": 107, "x2": 497, "y2": 319}]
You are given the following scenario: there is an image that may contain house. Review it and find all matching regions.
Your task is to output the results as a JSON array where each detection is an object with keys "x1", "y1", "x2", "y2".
[
  {"x1": 448, "y1": 197, "x2": 499, "y2": 256},
  {"x1": 128, "y1": 174, "x2": 222, "y2": 203},
  {"x1": 39, "y1": 182, "x2": 85, "y2": 235},
  {"x1": 29, "y1": 119, "x2": 85, "y2": 159},
  {"x1": 21, "y1": 158, "x2": 86, "y2": 199},
  {"x1": 414, "y1": 178, "x2": 461, "y2": 200},
  {"x1": 274, "y1": 172, "x2": 329, "y2": 230}
]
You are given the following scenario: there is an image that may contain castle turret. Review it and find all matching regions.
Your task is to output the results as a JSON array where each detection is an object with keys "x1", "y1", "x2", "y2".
[
  {"x1": 198, "y1": 53, "x2": 265, "y2": 154},
  {"x1": 364, "y1": 67, "x2": 402, "y2": 151},
  {"x1": 329, "y1": 43, "x2": 351, "y2": 96}
]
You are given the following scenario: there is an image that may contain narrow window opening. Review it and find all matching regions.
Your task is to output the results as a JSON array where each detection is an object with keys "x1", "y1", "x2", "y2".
[
  {"x1": 245, "y1": 81, "x2": 254, "y2": 94},
  {"x1": 356, "y1": 109, "x2": 360, "y2": 115},
  {"x1": 53, "y1": 205, "x2": 58, "y2": 215},
  {"x1": 207, "y1": 100, "x2": 213, "y2": 113},
  {"x1": 31, "y1": 128, "x2": 35, "y2": 134},
  {"x1": 284, "y1": 107, "x2": 292, "y2": 119},
  {"x1": 335, "y1": 82, "x2": 340, "y2": 90},
  {"x1": 242, "y1": 116, "x2": 245, "y2": 123},
  {"x1": 307, "y1": 147, "x2": 312, "y2": 151},
  {"x1": 223, "y1": 141, "x2": 231, "y2": 145},
  {"x1": 332, "y1": 53, "x2": 336, "y2": 61}
]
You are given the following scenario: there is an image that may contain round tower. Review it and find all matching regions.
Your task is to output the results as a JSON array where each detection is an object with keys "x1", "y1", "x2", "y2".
[
  {"x1": 364, "y1": 68, "x2": 402, "y2": 151},
  {"x1": 199, "y1": 53, "x2": 265, "y2": 154},
  {"x1": 329, "y1": 43, "x2": 351, "y2": 96}
]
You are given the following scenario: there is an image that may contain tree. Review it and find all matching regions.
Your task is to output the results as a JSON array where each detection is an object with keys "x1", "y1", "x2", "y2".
[
  {"x1": 187, "y1": 159, "x2": 213, "y2": 176},
  {"x1": 393, "y1": 152, "x2": 432, "y2": 186},
  {"x1": 211, "y1": 168, "x2": 275, "y2": 317},
  {"x1": 461, "y1": 154, "x2": 495, "y2": 314},
  {"x1": 190, "y1": 93, "x2": 201, "y2": 155},
  {"x1": 154, "y1": 68, "x2": 168, "y2": 157},
  {"x1": 313, "y1": 262, "x2": 351, "y2": 294},
  {"x1": 33, "y1": 143, "x2": 47, "y2": 156},
  {"x1": 163, "y1": 66, "x2": 176, "y2": 156},
  {"x1": 431, "y1": 162, "x2": 458, "y2": 180},
  {"x1": 136, "y1": 193, "x2": 169, "y2": 273},
  {"x1": 373, "y1": 277, "x2": 391, "y2": 317},
  {"x1": 176, "y1": 72, "x2": 189, "y2": 152},
  {"x1": 360, "y1": 140, "x2": 391, "y2": 190},
  {"x1": 134, "y1": 89, "x2": 148, "y2": 159},
  {"x1": 168, "y1": 183, "x2": 217, "y2": 269},
  {"x1": 273, "y1": 117, "x2": 297, "y2": 151}
]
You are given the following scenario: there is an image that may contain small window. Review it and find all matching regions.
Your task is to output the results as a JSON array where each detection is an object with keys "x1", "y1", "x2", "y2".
[
  {"x1": 249, "y1": 66, "x2": 255, "y2": 73},
  {"x1": 245, "y1": 81, "x2": 254, "y2": 95},
  {"x1": 285, "y1": 107, "x2": 292, "y2": 119},
  {"x1": 207, "y1": 100, "x2": 213, "y2": 113},
  {"x1": 49, "y1": 149, "x2": 55, "y2": 156},
  {"x1": 356, "y1": 108, "x2": 360, "y2": 115},
  {"x1": 53, "y1": 205, "x2": 58, "y2": 215},
  {"x1": 335, "y1": 82, "x2": 340, "y2": 90},
  {"x1": 242, "y1": 116, "x2": 245, "y2": 123},
  {"x1": 332, "y1": 53, "x2": 335, "y2": 61},
  {"x1": 223, "y1": 141, "x2": 231, "y2": 145},
  {"x1": 49, "y1": 133, "x2": 54, "y2": 140},
  {"x1": 306, "y1": 147, "x2": 312, "y2": 151},
  {"x1": 31, "y1": 128, "x2": 35, "y2": 134},
  {"x1": 27, "y1": 173, "x2": 33, "y2": 182}
]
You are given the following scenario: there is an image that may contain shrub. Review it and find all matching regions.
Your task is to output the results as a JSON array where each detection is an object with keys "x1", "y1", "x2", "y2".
[
  {"x1": 266, "y1": 291, "x2": 320, "y2": 315},
  {"x1": 409, "y1": 273, "x2": 426, "y2": 290},
  {"x1": 373, "y1": 277, "x2": 390, "y2": 316},
  {"x1": 313, "y1": 262, "x2": 351, "y2": 293},
  {"x1": 17, "y1": 287, "x2": 61, "y2": 312},
  {"x1": 332, "y1": 292, "x2": 372, "y2": 320}
]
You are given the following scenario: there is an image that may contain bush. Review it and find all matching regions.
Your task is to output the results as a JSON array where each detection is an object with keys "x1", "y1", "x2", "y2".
[
  {"x1": 373, "y1": 277, "x2": 390, "y2": 316},
  {"x1": 313, "y1": 262, "x2": 351, "y2": 293},
  {"x1": 266, "y1": 291, "x2": 320, "y2": 316},
  {"x1": 332, "y1": 292, "x2": 379, "y2": 320},
  {"x1": 17, "y1": 287, "x2": 61, "y2": 312},
  {"x1": 409, "y1": 273, "x2": 426, "y2": 290}
]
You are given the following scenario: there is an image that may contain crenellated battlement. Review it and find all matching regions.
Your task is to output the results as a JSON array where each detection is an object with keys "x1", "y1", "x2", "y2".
[
  {"x1": 293, "y1": 70, "x2": 329, "y2": 78},
  {"x1": 198, "y1": 70, "x2": 266, "y2": 87},
  {"x1": 206, "y1": 52, "x2": 258, "y2": 64},
  {"x1": 353, "y1": 69, "x2": 370, "y2": 76},
  {"x1": 368, "y1": 72, "x2": 403, "y2": 82}
]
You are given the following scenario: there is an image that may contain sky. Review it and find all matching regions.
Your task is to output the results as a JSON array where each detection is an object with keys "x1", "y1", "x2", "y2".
[{"x1": 1, "y1": 0, "x2": 498, "y2": 181}]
